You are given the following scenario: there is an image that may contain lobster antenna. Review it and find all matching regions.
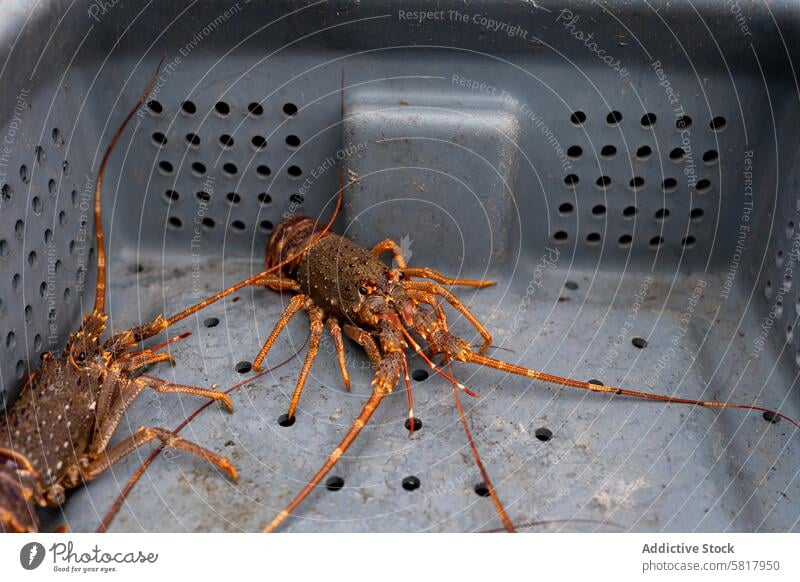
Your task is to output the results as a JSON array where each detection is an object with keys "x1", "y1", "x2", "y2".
[
  {"x1": 93, "y1": 57, "x2": 165, "y2": 314},
  {"x1": 264, "y1": 391, "x2": 387, "y2": 532},
  {"x1": 164, "y1": 70, "x2": 347, "y2": 328},
  {"x1": 448, "y1": 363, "x2": 516, "y2": 532},
  {"x1": 465, "y1": 352, "x2": 800, "y2": 430}
]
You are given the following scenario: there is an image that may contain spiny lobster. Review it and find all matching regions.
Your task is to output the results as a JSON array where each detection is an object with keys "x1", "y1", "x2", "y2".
[
  {"x1": 0, "y1": 63, "x2": 236, "y2": 533},
  {"x1": 97, "y1": 76, "x2": 799, "y2": 534}
]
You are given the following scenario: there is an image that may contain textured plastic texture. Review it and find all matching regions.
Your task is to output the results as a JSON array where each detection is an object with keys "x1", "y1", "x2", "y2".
[{"x1": 0, "y1": 0, "x2": 798, "y2": 532}]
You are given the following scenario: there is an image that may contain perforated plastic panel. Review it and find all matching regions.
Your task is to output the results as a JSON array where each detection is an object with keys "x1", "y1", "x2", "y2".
[{"x1": 1, "y1": 0, "x2": 799, "y2": 532}]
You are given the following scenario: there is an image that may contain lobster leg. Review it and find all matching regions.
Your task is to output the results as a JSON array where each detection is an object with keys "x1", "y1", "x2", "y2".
[
  {"x1": 327, "y1": 318, "x2": 351, "y2": 392},
  {"x1": 72, "y1": 427, "x2": 237, "y2": 486},
  {"x1": 254, "y1": 273, "x2": 301, "y2": 293},
  {"x1": 136, "y1": 375, "x2": 233, "y2": 412},
  {"x1": 91, "y1": 376, "x2": 233, "y2": 455},
  {"x1": 371, "y1": 239, "x2": 408, "y2": 269},
  {"x1": 253, "y1": 294, "x2": 309, "y2": 371},
  {"x1": 286, "y1": 306, "x2": 325, "y2": 420},
  {"x1": 265, "y1": 389, "x2": 387, "y2": 532},
  {"x1": 405, "y1": 280, "x2": 493, "y2": 353},
  {"x1": 402, "y1": 267, "x2": 495, "y2": 288}
]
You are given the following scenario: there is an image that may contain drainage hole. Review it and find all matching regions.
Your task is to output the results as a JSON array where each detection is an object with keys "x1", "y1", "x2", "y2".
[
  {"x1": 257, "y1": 165, "x2": 271, "y2": 177},
  {"x1": 640, "y1": 113, "x2": 657, "y2": 127},
  {"x1": 596, "y1": 176, "x2": 611, "y2": 188},
  {"x1": 649, "y1": 236, "x2": 664, "y2": 249},
  {"x1": 696, "y1": 179, "x2": 711, "y2": 193},
  {"x1": 289, "y1": 193, "x2": 305, "y2": 205},
  {"x1": 558, "y1": 202, "x2": 574, "y2": 215},
  {"x1": 247, "y1": 102, "x2": 264, "y2": 117},
  {"x1": 203, "y1": 317, "x2": 219, "y2": 328},
  {"x1": 219, "y1": 134, "x2": 234, "y2": 148},
  {"x1": 186, "y1": 133, "x2": 201, "y2": 147},
  {"x1": 235, "y1": 361, "x2": 252, "y2": 374},
  {"x1": 278, "y1": 413, "x2": 296, "y2": 427},
  {"x1": 703, "y1": 150, "x2": 718, "y2": 164},
  {"x1": 709, "y1": 116, "x2": 726, "y2": 131},
  {"x1": 535, "y1": 427, "x2": 553, "y2": 442},
  {"x1": 252, "y1": 135, "x2": 267, "y2": 150},
  {"x1": 654, "y1": 208, "x2": 670, "y2": 221},
  {"x1": 662, "y1": 178, "x2": 677, "y2": 192},
  {"x1": 636, "y1": 145, "x2": 652, "y2": 159},
  {"x1": 152, "y1": 132, "x2": 168, "y2": 147},
  {"x1": 591, "y1": 204, "x2": 606, "y2": 217},
  {"x1": 606, "y1": 110, "x2": 622, "y2": 125},
  {"x1": 283, "y1": 102, "x2": 298, "y2": 116},
  {"x1": 147, "y1": 100, "x2": 163, "y2": 115},
  {"x1": 226, "y1": 192, "x2": 242, "y2": 205},
  {"x1": 167, "y1": 216, "x2": 183, "y2": 230},
  {"x1": 163, "y1": 189, "x2": 180, "y2": 202},
  {"x1": 553, "y1": 230, "x2": 569, "y2": 242},
  {"x1": 326, "y1": 476, "x2": 345, "y2": 492},
  {"x1": 618, "y1": 234, "x2": 632, "y2": 247},
  {"x1": 181, "y1": 101, "x2": 197, "y2": 115},
  {"x1": 402, "y1": 476, "x2": 421, "y2": 491},
  {"x1": 231, "y1": 220, "x2": 246, "y2": 232},
  {"x1": 669, "y1": 147, "x2": 685, "y2": 161},
  {"x1": 762, "y1": 411, "x2": 780, "y2": 424},
  {"x1": 564, "y1": 281, "x2": 578, "y2": 290},
  {"x1": 567, "y1": 145, "x2": 582, "y2": 158},
  {"x1": 474, "y1": 482, "x2": 491, "y2": 497},
  {"x1": 258, "y1": 192, "x2": 272, "y2": 205},
  {"x1": 622, "y1": 206, "x2": 637, "y2": 218},
  {"x1": 629, "y1": 176, "x2": 644, "y2": 190},
  {"x1": 192, "y1": 161, "x2": 207, "y2": 176},
  {"x1": 690, "y1": 208, "x2": 704, "y2": 221},
  {"x1": 676, "y1": 115, "x2": 692, "y2": 129},
  {"x1": 158, "y1": 160, "x2": 174, "y2": 175},
  {"x1": 564, "y1": 174, "x2": 579, "y2": 186},
  {"x1": 223, "y1": 162, "x2": 238, "y2": 176},
  {"x1": 588, "y1": 379, "x2": 604, "y2": 386},
  {"x1": 570, "y1": 110, "x2": 587, "y2": 125},
  {"x1": 412, "y1": 369, "x2": 429, "y2": 382},
  {"x1": 681, "y1": 236, "x2": 696, "y2": 249},
  {"x1": 585, "y1": 232, "x2": 601, "y2": 245},
  {"x1": 202, "y1": 217, "x2": 215, "y2": 229},
  {"x1": 287, "y1": 165, "x2": 303, "y2": 178},
  {"x1": 259, "y1": 220, "x2": 274, "y2": 233},
  {"x1": 631, "y1": 337, "x2": 648, "y2": 349},
  {"x1": 601, "y1": 144, "x2": 617, "y2": 158},
  {"x1": 214, "y1": 101, "x2": 231, "y2": 116},
  {"x1": 405, "y1": 417, "x2": 423, "y2": 432},
  {"x1": 285, "y1": 135, "x2": 301, "y2": 148}
]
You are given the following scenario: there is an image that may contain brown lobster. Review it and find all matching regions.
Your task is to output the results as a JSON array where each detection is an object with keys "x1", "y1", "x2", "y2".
[
  {"x1": 96, "y1": 75, "x2": 798, "y2": 534},
  {"x1": 0, "y1": 64, "x2": 236, "y2": 533}
]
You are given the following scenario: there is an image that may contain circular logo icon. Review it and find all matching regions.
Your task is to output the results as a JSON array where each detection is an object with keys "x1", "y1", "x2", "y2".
[{"x1": 20, "y1": 542, "x2": 46, "y2": 570}]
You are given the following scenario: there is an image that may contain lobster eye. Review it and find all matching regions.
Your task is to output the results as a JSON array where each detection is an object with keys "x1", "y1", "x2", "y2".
[
  {"x1": 359, "y1": 286, "x2": 368, "y2": 295},
  {"x1": 77, "y1": 352, "x2": 86, "y2": 362}
]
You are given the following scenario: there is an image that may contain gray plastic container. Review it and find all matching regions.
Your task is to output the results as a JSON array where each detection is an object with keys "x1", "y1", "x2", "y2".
[{"x1": 0, "y1": 0, "x2": 798, "y2": 532}]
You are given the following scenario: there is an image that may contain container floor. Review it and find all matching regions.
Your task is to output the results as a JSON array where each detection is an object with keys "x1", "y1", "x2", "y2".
[{"x1": 49, "y1": 255, "x2": 800, "y2": 532}]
